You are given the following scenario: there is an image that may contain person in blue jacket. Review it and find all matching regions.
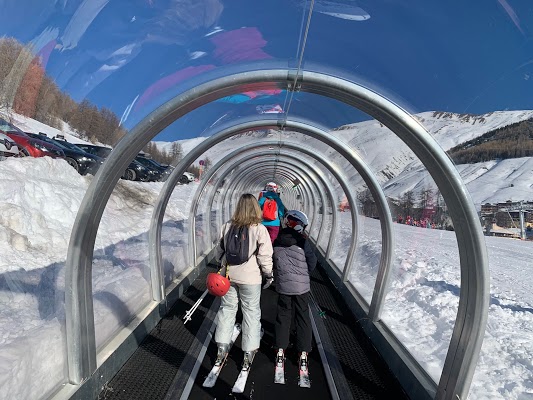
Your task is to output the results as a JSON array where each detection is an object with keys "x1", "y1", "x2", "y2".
[{"x1": 258, "y1": 182, "x2": 286, "y2": 242}]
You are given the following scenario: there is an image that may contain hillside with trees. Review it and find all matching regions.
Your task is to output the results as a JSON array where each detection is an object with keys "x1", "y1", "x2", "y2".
[
  {"x1": 0, "y1": 37, "x2": 126, "y2": 146},
  {"x1": 447, "y1": 119, "x2": 533, "y2": 164}
]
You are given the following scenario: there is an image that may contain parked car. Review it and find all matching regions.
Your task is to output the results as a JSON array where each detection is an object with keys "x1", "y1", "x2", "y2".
[
  {"x1": 74, "y1": 143, "x2": 112, "y2": 158},
  {"x1": 180, "y1": 171, "x2": 195, "y2": 184},
  {"x1": 0, "y1": 132, "x2": 19, "y2": 159},
  {"x1": 76, "y1": 143, "x2": 160, "y2": 182},
  {"x1": 26, "y1": 133, "x2": 102, "y2": 175},
  {"x1": 0, "y1": 119, "x2": 65, "y2": 158},
  {"x1": 133, "y1": 154, "x2": 168, "y2": 182},
  {"x1": 136, "y1": 153, "x2": 195, "y2": 184}
]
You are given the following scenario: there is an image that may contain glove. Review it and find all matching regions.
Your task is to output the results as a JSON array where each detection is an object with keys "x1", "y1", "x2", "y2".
[{"x1": 262, "y1": 276, "x2": 274, "y2": 290}]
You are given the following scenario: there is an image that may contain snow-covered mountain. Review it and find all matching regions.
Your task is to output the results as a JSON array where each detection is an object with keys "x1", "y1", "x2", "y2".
[
  {"x1": 10, "y1": 107, "x2": 533, "y2": 208},
  {"x1": 162, "y1": 110, "x2": 533, "y2": 207}
]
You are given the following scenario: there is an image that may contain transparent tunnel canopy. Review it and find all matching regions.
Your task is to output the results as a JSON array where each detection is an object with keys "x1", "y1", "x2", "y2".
[
  {"x1": 1, "y1": 1, "x2": 532, "y2": 400},
  {"x1": 92, "y1": 184, "x2": 154, "y2": 351},
  {"x1": 160, "y1": 187, "x2": 195, "y2": 288}
]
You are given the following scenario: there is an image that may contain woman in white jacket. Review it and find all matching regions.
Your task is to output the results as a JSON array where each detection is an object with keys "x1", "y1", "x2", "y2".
[{"x1": 213, "y1": 193, "x2": 274, "y2": 370}]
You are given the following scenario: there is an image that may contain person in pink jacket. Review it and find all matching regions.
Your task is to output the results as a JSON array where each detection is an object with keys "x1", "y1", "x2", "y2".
[{"x1": 213, "y1": 193, "x2": 274, "y2": 370}]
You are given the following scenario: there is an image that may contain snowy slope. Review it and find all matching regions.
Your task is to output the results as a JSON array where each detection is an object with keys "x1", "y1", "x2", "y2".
[
  {"x1": 153, "y1": 136, "x2": 208, "y2": 159},
  {"x1": 165, "y1": 110, "x2": 533, "y2": 206},
  {"x1": 6, "y1": 112, "x2": 91, "y2": 145},
  {"x1": 382, "y1": 156, "x2": 533, "y2": 207},
  {"x1": 329, "y1": 110, "x2": 533, "y2": 183},
  {"x1": 0, "y1": 157, "x2": 531, "y2": 399}
]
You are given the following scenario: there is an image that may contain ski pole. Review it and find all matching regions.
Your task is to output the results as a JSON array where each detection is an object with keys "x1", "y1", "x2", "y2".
[{"x1": 184, "y1": 289, "x2": 208, "y2": 324}]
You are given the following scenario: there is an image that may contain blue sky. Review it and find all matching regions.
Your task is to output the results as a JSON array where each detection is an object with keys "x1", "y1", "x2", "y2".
[{"x1": 1, "y1": 0, "x2": 532, "y2": 141}]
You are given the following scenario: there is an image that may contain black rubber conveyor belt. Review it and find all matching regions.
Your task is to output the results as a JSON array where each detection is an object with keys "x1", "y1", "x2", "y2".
[
  {"x1": 97, "y1": 262, "x2": 408, "y2": 400},
  {"x1": 187, "y1": 278, "x2": 331, "y2": 400}
]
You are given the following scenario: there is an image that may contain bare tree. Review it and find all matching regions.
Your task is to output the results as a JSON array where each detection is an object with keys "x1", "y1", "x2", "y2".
[
  {"x1": 0, "y1": 38, "x2": 35, "y2": 110},
  {"x1": 169, "y1": 142, "x2": 183, "y2": 165},
  {"x1": 13, "y1": 58, "x2": 44, "y2": 118}
]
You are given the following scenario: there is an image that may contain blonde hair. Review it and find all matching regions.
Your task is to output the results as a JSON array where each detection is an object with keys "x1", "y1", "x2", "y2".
[{"x1": 231, "y1": 193, "x2": 263, "y2": 227}]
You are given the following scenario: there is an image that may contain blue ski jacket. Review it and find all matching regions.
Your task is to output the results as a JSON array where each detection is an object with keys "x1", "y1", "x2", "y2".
[{"x1": 258, "y1": 191, "x2": 286, "y2": 227}]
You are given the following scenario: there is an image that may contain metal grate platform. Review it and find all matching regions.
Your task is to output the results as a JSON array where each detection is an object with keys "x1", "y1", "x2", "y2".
[
  {"x1": 98, "y1": 264, "x2": 218, "y2": 400},
  {"x1": 97, "y1": 262, "x2": 409, "y2": 400},
  {"x1": 309, "y1": 266, "x2": 409, "y2": 399}
]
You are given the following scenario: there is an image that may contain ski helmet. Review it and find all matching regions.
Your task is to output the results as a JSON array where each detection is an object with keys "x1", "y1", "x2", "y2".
[
  {"x1": 265, "y1": 182, "x2": 278, "y2": 192},
  {"x1": 285, "y1": 210, "x2": 309, "y2": 233},
  {"x1": 206, "y1": 273, "x2": 230, "y2": 297}
]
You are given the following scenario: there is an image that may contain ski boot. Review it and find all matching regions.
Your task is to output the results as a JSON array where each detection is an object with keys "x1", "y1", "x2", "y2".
[
  {"x1": 242, "y1": 349, "x2": 257, "y2": 370},
  {"x1": 214, "y1": 343, "x2": 229, "y2": 367}
]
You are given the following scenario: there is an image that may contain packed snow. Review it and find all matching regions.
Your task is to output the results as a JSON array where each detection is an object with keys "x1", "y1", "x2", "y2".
[{"x1": 0, "y1": 110, "x2": 532, "y2": 399}]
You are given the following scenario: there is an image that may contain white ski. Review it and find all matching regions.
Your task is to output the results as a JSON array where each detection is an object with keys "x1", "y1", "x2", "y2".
[
  {"x1": 298, "y1": 352, "x2": 311, "y2": 388},
  {"x1": 202, "y1": 323, "x2": 241, "y2": 388},
  {"x1": 298, "y1": 368, "x2": 311, "y2": 388},
  {"x1": 231, "y1": 327, "x2": 264, "y2": 393},
  {"x1": 274, "y1": 364, "x2": 285, "y2": 384},
  {"x1": 232, "y1": 368, "x2": 250, "y2": 393},
  {"x1": 232, "y1": 350, "x2": 257, "y2": 393},
  {"x1": 274, "y1": 349, "x2": 285, "y2": 384}
]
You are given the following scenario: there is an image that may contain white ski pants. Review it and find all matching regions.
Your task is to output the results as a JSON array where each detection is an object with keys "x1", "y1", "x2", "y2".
[{"x1": 215, "y1": 283, "x2": 262, "y2": 351}]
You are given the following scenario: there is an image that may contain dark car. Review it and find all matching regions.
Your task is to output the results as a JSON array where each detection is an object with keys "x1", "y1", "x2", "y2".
[
  {"x1": 75, "y1": 143, "x2": 161, "y2": 182},
  {"x1": 74, "y1": 143, "x2": 112, "y2": 158},
  {"x1": 26, "y1": 133, "x2": 103, "y2": 175},
  {"x1": 0, "y1": 119, "x2": 65, "y2": 159},
  {"x1": 134, "y1": 154, "x2": 171, "y2": 182}
]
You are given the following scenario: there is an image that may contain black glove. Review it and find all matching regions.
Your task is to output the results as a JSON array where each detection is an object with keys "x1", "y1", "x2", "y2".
[{"x1": 262, "y1": 276, "x2": 274, "y2": 290}]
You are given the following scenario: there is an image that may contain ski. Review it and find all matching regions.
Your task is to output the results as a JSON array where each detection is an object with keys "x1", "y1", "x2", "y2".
[
  {"x1": 202, "y1": 323, "x2": 241, "y2": 388},
  {"x1": 274, "y1": 349, "x2": 285, "y2": 384},
  {"x1": 298, "y1": 352, "x2": 311, "y2": 388},
  {"x1": 231, "y1": 350, "x2": 256, "y2": 393}
]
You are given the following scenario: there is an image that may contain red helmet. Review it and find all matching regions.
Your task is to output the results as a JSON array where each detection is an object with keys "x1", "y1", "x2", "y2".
[{"x1": 206, "y1": 273, "x2": 230, "y2": 297}]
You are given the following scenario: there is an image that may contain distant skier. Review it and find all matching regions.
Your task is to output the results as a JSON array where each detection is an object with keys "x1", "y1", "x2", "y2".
[
  {"x1": 258, "y1": 182, "x2": 286, "y2": 242},
  {"x1": 272, "y1": 210, "x2": 317, "y2": 387}
]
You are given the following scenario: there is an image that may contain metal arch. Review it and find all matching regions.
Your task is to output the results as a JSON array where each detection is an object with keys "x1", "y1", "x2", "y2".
[
  {"x1": 222, "y1": 159, "x2": 319, "y2": 235},
  {"x1": 242, "y1": 156, "x2": 331, "y2": 242},
  {"x1": 157, "y1": 117, "x2": 387, "y2": 308},
  {"x1": 219, "y1": 168, "x2": 301, "y2": 243},
  {"x1": 215, "y1": 155, "x2": 336, "y2": 250},
  {"x1": 226, "y1": 162, "x2": 318, "y2": 231},
  {"x1": 228, "y1": 164, "x2": 315, "y2": 226},
  {"x1": 169, "y1": 118, "x2": 390, "y2": 304},
  {"x1": 66, "y1": 68, "x2": 487, "y2": 400},
  {"x1": 229, "y1": 161, "x2": 341, "y2": 256},
  {"x1": 198, "y1": 167, "x2": 301, "y2": 245},
  {"x1": 196, "y1": 140, "x2": 343, "y2": 257},
  {"x1": 222, "y1": 164, "x2": 313, "y2": 235},
  {"x1": 228, "y1": 158, "x2": 326, "y2": 242},
  {"x1": 190, "y1": 153, "x2": 326, "y2": 264},
  {"x1": 224, "y1": 166, "x2": 308, "y2": 222},
  {"x1": 189, "y1": 161, "x2": 304, "y2": 263},
  {"x1": 221, "y1": 168, "x2": 303, "y2": 232},
  {"x1": 225, "y1": 167, "x2": 311, "y2": 236},
  {"x1": 226, "y1": 169, "x2": 303, "y2": 220},
  {"x1": 219, "y1": 165, "x2": 306, "y2": 228},
  {"x1": 200, "y1": 160, "x2": 306, "y2": 247}
]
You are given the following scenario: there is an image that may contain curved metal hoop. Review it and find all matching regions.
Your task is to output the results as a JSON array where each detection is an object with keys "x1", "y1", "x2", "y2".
[{"x1": 66, "y1": 68, "x2": 489, "y2": 400}]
